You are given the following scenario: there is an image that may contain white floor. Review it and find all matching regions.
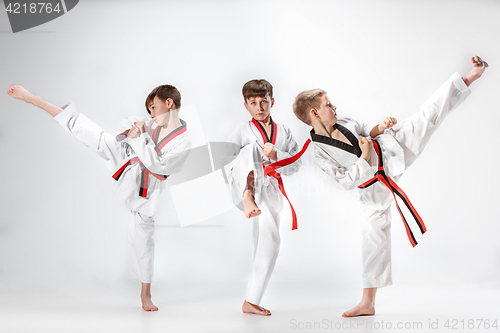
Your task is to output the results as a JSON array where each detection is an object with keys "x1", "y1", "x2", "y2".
[{"x1": 2, "y1": 280, "x2": 499, "y2": 333}]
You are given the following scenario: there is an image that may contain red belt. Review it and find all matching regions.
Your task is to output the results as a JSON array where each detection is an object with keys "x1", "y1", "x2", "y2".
[
  {"x1": 358, "y1": 140, "x2": 426, "y2": 247},
  {"x1": 112, "y1": 157, "x2": 168, "y2": 198},
  {"x1": 263, "y1": 139, "x2": 312, "y2": 230}
]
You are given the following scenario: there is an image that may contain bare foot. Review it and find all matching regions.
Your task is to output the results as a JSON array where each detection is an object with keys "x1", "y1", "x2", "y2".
[
  {"x1": 7, "y1": 85, "x2": 37, "y2": 103},
  {"x1": 242, "y1": 300, "x2": 271, "y2": 316},
  {"x1": 462, "y1": 56, "x2": 489, "y2": 86},
  {"x1": 242, "y1": 190, "x2": 261, "y2": 218},
  {"x1": 141, "y1": 295, "x2": 158, "y2": 311},
  {"x1": 342, "y1": 302, "x2": 375, "y2": 317}
]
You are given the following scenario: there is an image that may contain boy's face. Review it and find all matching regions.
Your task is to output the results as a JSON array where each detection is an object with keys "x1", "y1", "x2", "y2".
[
  {"x1": 149, "y1": 96, "x2": 171, "y2": 126},
  {"x1": 244, "y1": 95, "x2": 274, "y2": 122},
  {"x1": 314, "y1": 94, "x2": 337, "y2": 126}
]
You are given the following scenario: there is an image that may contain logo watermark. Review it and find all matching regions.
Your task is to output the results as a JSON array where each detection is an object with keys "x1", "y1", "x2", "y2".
[
  {"x1": 3, "y1": 0, "x2": 79, "y2": 33},
  {"x1": 289, "y1": 318, "x2": 499, "y2": 330}
]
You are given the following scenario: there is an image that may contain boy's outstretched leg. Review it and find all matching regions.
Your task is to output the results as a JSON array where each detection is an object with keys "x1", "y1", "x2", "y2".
[
  {"x1": 7, "y1": 85, "x2": 62, "y2": 117},
  {"x1": 390, "y1": 56, "x2": 487, "y2": 169},
  {"x1": 141, "y1": 283, "x2": 158, "y2": 311},
  {"x1": 342, "y1": 288, "x2": 377, "y2": 317},
  {"x1": 242, "y1": 171, "x2": 261, "y2": 218},
  {"x1": 462, "y1": 56, "x2": 488, "y2": 87}
]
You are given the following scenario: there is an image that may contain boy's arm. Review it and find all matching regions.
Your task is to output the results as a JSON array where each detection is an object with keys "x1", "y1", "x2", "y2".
[
  {"x1": 314, "y1": 149, "x2": 374, "y2": 191},
  {"x1": 275, "y1": 125, "x2": 300, "y2": 160},
  {"x1": 313, "y1": 137, "x2": 373, "y2": 190},
  {"x1": 369, "y1": 117, "x2": 397, "y2": 138},
  {"x1": 127, "y1": 132, "x2": 191, "y2": 175},
  {"x1": 274, "y1": 126, "x2": 301, "y2": 175}
]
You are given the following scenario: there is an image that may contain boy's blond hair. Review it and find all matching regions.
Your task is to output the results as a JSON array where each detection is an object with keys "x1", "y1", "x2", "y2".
[{"x1": 293, "y1": 89, "x2": 326, "y2": 125}]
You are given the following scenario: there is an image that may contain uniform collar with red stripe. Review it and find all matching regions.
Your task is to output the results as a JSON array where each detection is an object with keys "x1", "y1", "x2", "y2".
[
  {"x1": 310, "y1": 123, "x2": 362, "y2": 157},
  {"x1": 251, "y1": 117, "x2": 277, "y2": 145},
  {"x1": 152, "y1": 119, "x2": 187, "y2": 153}
]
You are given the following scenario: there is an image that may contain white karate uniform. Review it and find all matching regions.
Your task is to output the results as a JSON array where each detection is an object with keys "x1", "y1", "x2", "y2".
[
  {"x1": 311, "y1": 73, "x2": 471, "y2": 288},
  {"x1": 54, "y1": 103, "x2": 191, "y2": 283},
  {"x1": 227, "y1": 118, "x2": 299, "y2": 305}
]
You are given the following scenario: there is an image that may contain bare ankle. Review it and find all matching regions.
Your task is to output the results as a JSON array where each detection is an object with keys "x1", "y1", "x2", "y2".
[
  {"x1": 30, "y1": 94, "x2": 41, "y2": 105},
  {"x1": 243, "y1": 189, "x2": 253, "y2": 200}
]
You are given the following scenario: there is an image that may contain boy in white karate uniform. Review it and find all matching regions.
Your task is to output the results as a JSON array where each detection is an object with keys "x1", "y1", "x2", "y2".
[
  {"x1": 292, "y1": 56, "x2": 488, "y2": 317},
  {"x1": 7, "y1": 84, "x2": 191, "y2": 311},
  {"x1": 227, "y1": 79, "x2": 300, "y2": 315}
]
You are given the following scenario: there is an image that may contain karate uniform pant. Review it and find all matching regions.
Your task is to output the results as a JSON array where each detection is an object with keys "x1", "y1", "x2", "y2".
[
  {"x1": 245, "y1": 200, "x2": 281, "y2": 305},
  {"x1": 229, "y1": 143, "x2": 283, "y2": 305},
  {"x1": 55, "y1": 104, "x2": 156, "y2": 283},
  {"x1": 360, "y1": 72, "x2": 471, "y2": 288},
  {"x1": 129, "y1": 211, "x2": 155, "y2": 283}
]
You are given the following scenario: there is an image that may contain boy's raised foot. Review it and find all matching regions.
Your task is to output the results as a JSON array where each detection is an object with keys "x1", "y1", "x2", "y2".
[
  {"x1": 242, "y1": 190, "x2": 261, "y2": 218},
  {"x1": 7, "y1": 85, "x2": 37, "y2": 104},
  {"x1": 462, "y1": 56, "x2": 489, "y2": 86},
  {"x1": 342, "y1": 302, "x2": 375, "y2": 317},
  {"x1": 242, "y1": 300, "x2": 271, "y2": 316}
]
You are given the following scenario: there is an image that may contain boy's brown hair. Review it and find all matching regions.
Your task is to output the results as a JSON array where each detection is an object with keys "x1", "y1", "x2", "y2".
[
  {"x1": 293, "y1": 89, "x2": 327, "y2": 125},
  {"x1": 145, "y1": 84, "x2": 181, "y2": 114},
  {"x1": 242, "y1": 79, "x2": 273, "y2": 102}
]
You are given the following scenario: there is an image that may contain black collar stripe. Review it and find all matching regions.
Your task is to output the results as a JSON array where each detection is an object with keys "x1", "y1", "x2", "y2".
[{"x1": 310, "y1": 124, "x2": 362, "y2": 157}]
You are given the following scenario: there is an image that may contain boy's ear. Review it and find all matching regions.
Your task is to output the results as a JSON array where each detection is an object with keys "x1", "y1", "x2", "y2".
[
  {"x1": 310, "y1": 108, "x2": 318, "y2": 120},
  {"x1": 244, "y1": 101, "x2": 250, "y2": 111},
  {"x1": 271, "y1": 98, "x2": 275, "y2": 108},
  {"x1": 167, "y1": 98, "x2": 174, "y2": 109}
]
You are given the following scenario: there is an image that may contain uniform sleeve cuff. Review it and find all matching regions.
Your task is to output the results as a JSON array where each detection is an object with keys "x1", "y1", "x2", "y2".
[
  {"x1": 356, "y1": 157, "x2": 372, "y2": 174},
  {"x1": 276, "y1": 148, "x2": 287, "y2": 161},
  {"x1": 53, "y1": 103, "x2": 75, "y2": 125},
  {"x1": 451, "y1": 72, "x2": 470, "y2": 93}
]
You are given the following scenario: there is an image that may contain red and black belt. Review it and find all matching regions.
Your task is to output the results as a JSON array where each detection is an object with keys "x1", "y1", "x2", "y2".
[
  {"x1": 252, "y1": 117, "x2": 310, "y2": 230},
  {"x1": 263, "y1": 139, "x2": 312, "y2": 231},
  {"x1": 358, "y1": 140, "x2": 427, "y2": 247},
  {"x1": 112, "y1": 157, "x2": 168, "y2": 198}
]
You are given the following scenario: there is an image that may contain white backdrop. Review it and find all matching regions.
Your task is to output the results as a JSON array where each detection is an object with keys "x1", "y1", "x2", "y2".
[{"x1": 0, "y1": 0, "x2": 499, "y2": 306}]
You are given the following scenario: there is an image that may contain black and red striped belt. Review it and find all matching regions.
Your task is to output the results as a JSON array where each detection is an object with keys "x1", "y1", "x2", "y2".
[
  {"x1": 112, "y1": 157, "x2": 168, "y2": 198},
  {"x1": 358, "y1": 140, "x2": 427, "y2": 247}
]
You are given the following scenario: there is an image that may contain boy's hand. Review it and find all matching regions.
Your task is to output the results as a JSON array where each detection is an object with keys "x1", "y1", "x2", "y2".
[
  {"x1": 134, "y1": 121, "x2": 146, "y2": 133},
  {"x1": 127, "y1": 126, "x2": 141, "y2": 139},
  {"x1": 370, "y1": 117, "x2": 397, "y2": 138},
  {"x1": 262, "y1": 143, "x2": 278, "y2": 161},
  {"x1": 378, "y1": 117, "x2": 397, "y2": 131},
  {"x1": 359, "y1": 137, "x2": 372, "y2": 162}
]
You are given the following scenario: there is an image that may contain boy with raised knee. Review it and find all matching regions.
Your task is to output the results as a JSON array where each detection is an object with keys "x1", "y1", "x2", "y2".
[{"x1": 227, "y1": 79, "x2": 300, "y2": 315}]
